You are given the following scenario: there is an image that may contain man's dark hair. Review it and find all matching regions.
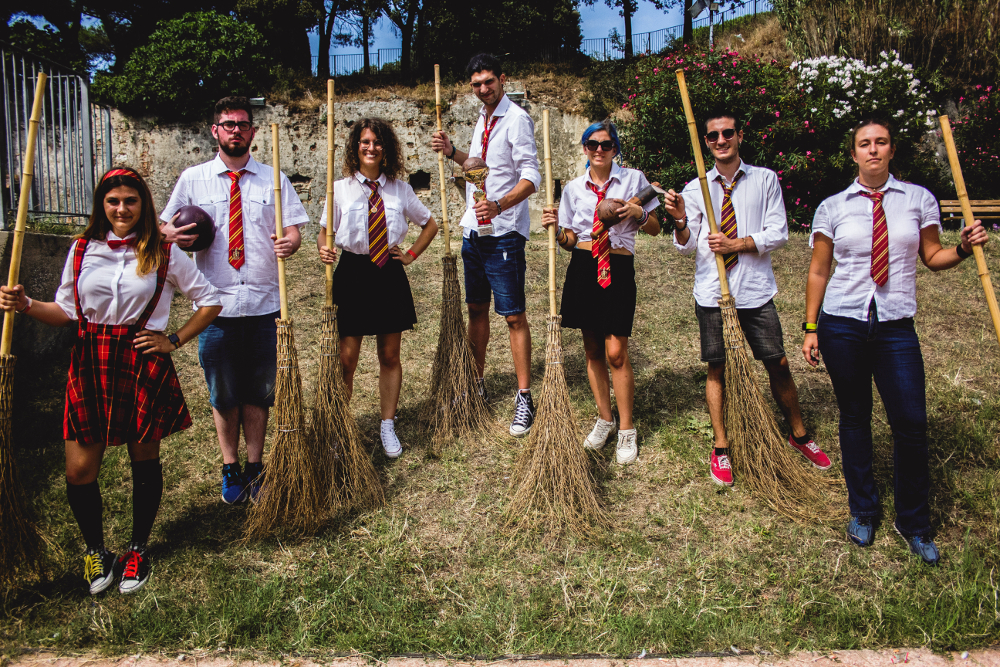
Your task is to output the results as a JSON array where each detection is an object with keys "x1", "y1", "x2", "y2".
[
  {"x1": 214, "y1": 96, "x2": 254, "y2": 125},
  {"x1": 703, "y1": 107, "x2": 743, "y2": 134},
  {"x1": 466, "y1": 53, "x2": 503, "y2": 79}
]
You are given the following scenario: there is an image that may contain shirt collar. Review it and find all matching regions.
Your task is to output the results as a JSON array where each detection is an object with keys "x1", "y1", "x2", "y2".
[
  {"x1": 480, "y1": 93, "x2": 511, "y2": 120},
  {"x1": 849, "y1": 173, "x2": 902, "y2": 196},
  {"x1": 212, "y1": 152, "x2": 258, "y2": 176},
  {"x1": 585, "y1": 162, "x2": 623, "y2": 189},
  {"x1": 355, "y1": 171, "x2": 387, "y2": 187},
  {"x1": 708, "y1": 159, "x2": 747, "y2": 185},
  {"x1": 106, "y1": 230, "x2": 138, "y2": 242}
]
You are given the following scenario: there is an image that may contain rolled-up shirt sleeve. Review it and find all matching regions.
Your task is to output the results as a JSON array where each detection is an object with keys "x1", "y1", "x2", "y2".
[
  {"x1": 675, "y1": 189, "x2": 701, "y2": 255},
  {"x1": 747, "y1": 171, "x2": 788, "y2": 254},
  {"x1": 403, "y1": 186, "x2": 433, "y2": 227},
  {"x1": 919, "y1": 188, "x2": 942, "y2": 233},
  {"x1": 809, "y1": 200, "x2": 832, "y2": 247},
  {"x1": 160, "y1": 179, "x2": 191, "y2": 222},
  {"x1": 168, "y1": 246, "x2": 221, "y2": 308},
  {"x1": 512, "y1": 114, "x2": 541, "y2": 191}
]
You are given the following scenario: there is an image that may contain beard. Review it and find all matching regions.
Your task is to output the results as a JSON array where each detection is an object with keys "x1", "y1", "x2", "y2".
[{"x1": 219, "y1": 140, "x2": 250, "y2": 158}]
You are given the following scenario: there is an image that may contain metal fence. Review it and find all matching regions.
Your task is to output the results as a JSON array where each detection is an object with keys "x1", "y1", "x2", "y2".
[
  {"x1": 1, "y1": 43, "x2": 113, "y2": 226},
  {"x1": 582, "y1": 0, "x2": 772, "y2": 61},
  {"x1": 312, "y1": 48, "x2": 404, "y2": 76}
]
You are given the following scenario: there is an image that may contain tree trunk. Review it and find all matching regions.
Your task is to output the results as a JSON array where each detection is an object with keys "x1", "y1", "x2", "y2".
[
  {"x1": 400, "y1": 0, "x2": 418, "y2": 80},
  {"x1": 413, "y1": 0, "x2": 426, "y2": 74},
  {"x1": 623, "y1": 0, "x2": 634, "y2": 61},
  {"x1": 317, "y1": 1, "x2": 333, "y2": 79},
  {"x1": 363, "y1": 11, "x2": 371, "y2": 75},
  {"x1": 683, "y1": 0, "x2": 693, "y2": 44}
]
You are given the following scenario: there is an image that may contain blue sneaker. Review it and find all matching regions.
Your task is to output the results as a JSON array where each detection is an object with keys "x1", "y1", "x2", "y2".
[
  {"x1": 894, "y1": 524, "x2": 940, "y2": 565},
  {"x1": 847, "y1": 516, "x2": 875, "y2": 547},
  {"x1": 221, "y1": 462, "x2": 247, "y2": 504},
  {"x1": 244, "y1": 461, "x2": 264, "y2": 504}
]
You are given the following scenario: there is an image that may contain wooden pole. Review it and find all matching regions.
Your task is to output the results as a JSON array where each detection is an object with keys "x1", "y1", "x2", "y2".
[
  {"x1": 434, "y1": 65, "x2": 452, "y2": 255},
  {"x1": 939, "y1": 115, "x2": 1000, "y2": 348},
  {"x1": 543, "y1": 109, "x2": 557, "y2": 317},
  {"x1": 675, "y1": 69, "x2": 730, "y2": 298},
  {"x1": 326, "y1": 79, "x2": 336, "y2": 308},
  {"x1": 272, "y1": 123, "x2": 289, "y2": 321},
  {"x1": 2, "y1": 73, "x2": 47, "y2": 356}
]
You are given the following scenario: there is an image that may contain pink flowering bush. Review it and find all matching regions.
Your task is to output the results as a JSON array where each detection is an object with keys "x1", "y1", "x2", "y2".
[{"x1": 949, "y1": 86, "x2": 1000, "y2": 200}]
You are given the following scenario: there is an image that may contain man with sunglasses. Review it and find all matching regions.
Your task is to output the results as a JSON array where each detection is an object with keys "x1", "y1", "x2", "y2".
[
  {"x1": 430, "y1": 53, "x2": 541, "y2": 438},
  {"x1": 663, "y1": 109, "x2": 831, "y2": 487},
  {"x1": 160, "y1": 96, "x2": 310, "y2": 504}
]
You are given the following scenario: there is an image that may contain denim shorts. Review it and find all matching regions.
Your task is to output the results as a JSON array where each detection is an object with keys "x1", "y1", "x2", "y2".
[
  {"x1": 695, "y1": 298, "x2": 785, "y2": 363},
  {"x1": 461, "y1": 231, "x2": 527, "y2": 316},
  {"x1": 198, "y1": 312, "x2": 279, "y2": 410}
]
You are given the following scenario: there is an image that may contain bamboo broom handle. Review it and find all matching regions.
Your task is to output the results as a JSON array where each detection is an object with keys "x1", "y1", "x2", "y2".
[
  {"x1": 272, "y1": 123, "x2": 289, "y2": 320},
  {"x1": 543, "y1": 109, "x2": 557, "y2": 317},
  {"x1": 939, "y1": 115, "x2": 1000, "y2": 348},
  {"x1": 326, "y1": 79, "x2": 335, "y2": 308},
  {"x1": 675, "y1": 69, "x2": 731, "y2": 299},
  {"x1": 434, "y1": 65, "x2": 452, "y2": 256},
  {"x1": 2, "y1": 72, "x2": 47, "y2": 356}
]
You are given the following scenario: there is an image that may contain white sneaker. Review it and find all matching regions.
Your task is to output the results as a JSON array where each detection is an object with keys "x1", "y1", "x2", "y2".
[
  {"x1": 583, "y1": 417, "x2": 617, "y2": 450},
  {"x1": 381, "y1": 419, "x2": 402, "y2": 458},
  {"x1": 616, "y1": 429, "x2": 638, "y2": 464}
]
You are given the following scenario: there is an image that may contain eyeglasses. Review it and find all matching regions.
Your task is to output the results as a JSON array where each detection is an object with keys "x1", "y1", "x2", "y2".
[
  {"x1": 705, "y1": 128, "x2": 737, "y2": 142},
  {"x1": 584, "y1": 140, "x2": 616, "y2": 152},
  {"x1": 216, "y1": 121, "x2": 253, "y2": 132}
]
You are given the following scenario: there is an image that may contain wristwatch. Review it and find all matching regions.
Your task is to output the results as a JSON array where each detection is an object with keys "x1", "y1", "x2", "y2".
[
  {"x1": 168, "y1": 333, "x2": 181, "y2": 349},
  {"x1": 801, "y1": 322, "x2": 817, "y2": 333}
]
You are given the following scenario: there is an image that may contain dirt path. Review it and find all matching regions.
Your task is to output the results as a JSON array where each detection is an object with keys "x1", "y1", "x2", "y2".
[{"x1": 8, "y1": 649, "x2": 1000, "y2": 667}]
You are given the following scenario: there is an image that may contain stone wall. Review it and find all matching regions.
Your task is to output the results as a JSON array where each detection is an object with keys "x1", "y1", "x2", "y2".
[{"x1": 110, "y1": 96, "x2": 592, "y2": 238}]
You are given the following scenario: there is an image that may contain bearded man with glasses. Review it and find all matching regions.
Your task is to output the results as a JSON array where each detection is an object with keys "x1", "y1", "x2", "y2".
[
  {"x1": 662, "y1": 108, "x2": 831, "y2": 488},
  {"x1": 159, "y1": 96, "x2": 310, "y2": 505}
]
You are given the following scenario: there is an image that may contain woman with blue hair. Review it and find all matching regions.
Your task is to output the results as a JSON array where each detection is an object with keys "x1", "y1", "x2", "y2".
[{"x1": 541, "y1": 119, "x2": 661, "y2": 463}]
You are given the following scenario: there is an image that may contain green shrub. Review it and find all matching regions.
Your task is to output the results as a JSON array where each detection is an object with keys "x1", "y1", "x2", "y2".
[
  {"x1": 949, "y1": 86, "x2": 1000, "y2": 202},
  {"x1": 92, "y1": 11, "x2": 272, "y2": 121}
]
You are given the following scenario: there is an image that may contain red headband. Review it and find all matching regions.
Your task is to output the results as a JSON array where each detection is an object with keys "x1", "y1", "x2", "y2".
[{"x1": 102, "y1": 168, "x2": 141, "y2": 182}]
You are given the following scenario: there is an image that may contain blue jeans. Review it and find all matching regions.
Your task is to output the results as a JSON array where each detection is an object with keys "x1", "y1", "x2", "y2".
[
  {"x1": 198, "y1": 312, "x2": 279, "y2": 410},
  {"x1": 817, "y1": 305, "x2": 930, "y2": 537},
  {"x1": 461, "y1": 231, "x2": 527, "y2": 316}
]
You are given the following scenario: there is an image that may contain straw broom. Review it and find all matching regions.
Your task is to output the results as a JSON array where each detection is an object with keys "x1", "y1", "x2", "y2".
[
  {"x1": 310, "y1": 79, "x2": 383, "y2": 514},
  {"x1": 938, "y1": 115, "x2": 1000, "y2": 349},
  {"x1": 676, "y1": 70, "x2": 838, "y2": 522},
  {"x1": 244, "y1": 124, "x2": 330, "y2": 538},
  {"x1": 422, "y1": 63, "x2": 489, "y2": 456},
  {"x1": 0, "y1": 73, "x2": 46, "y2": 585},
  {"x1": 508, "y1": 109, "x2": 606, "y2": 536}
]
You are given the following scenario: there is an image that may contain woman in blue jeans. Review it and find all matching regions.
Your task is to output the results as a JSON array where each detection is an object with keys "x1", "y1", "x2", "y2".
[{"x1": 801, "y1": 118, "x2": 988, "y2": 565}]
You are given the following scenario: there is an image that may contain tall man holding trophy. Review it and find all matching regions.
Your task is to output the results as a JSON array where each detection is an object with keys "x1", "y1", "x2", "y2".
[{"x1": 431, "y1": 53, "x2": 541, "y2": 438}]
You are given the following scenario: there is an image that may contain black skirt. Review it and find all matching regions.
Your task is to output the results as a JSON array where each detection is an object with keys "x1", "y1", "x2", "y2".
[
  {"x1": 560, "y1": 248, "x2": 637, "y2": 337},
  {"x1": 332, "y1": 250, "x2": 418, "y2": 336}
]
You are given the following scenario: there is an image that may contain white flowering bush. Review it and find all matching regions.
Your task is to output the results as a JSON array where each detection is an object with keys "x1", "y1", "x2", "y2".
[{"x1": 790, "y1": 51, "x2": 936, "y2": 143}]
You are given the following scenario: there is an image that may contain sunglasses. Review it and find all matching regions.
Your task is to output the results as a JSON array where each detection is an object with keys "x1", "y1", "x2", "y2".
[
  {"x1": 216, "y1": 121, "x2": 253, "y2": 132},
  {"x1": 584, "y1": 140, "x2": 616, "y2": 152},
  {"x1": 705, "y1": 128, "x2": 737, "y2": 142}
]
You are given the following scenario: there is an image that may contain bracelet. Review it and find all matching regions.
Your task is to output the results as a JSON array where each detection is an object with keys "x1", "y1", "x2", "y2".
[
  {"x1": 556, "y1": 228, "x2": 566, "y2": 244},
  {"x1": 407, "y1": 248, "x2": 418, "y2": 260},
  {"x1": 16, "y1": 296, "x2": 32, "y2": 314},
  {"x1": 673, "y1": 216, "x2": 687, "y2": 231},
  {"x1": 801, "y1": 322, "x2": 818, "y2": 332},
  {"x1": 638, "y1": 210, "x2": 650, "y2": 226},
  {"x1": 956, "y1": 243, "x2": 972, "y2": 260},
  {"x1": 448, "y1": 144, "x2": 457, "y2": 160},
  {"x1": 494, "y1": 200, "x2": 503, "y2": 215}
]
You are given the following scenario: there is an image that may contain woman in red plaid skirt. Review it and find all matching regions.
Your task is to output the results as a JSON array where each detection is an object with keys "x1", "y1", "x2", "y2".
[{"x1": 0, "y1": 167, "x2": 221, "y2": 595}]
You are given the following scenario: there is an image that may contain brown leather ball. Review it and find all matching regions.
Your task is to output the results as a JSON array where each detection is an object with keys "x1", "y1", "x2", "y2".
[
  {"x1": 597, "y1": 197, "x2": 627, "y2": 228},
  {"x1": 462, "y1": 157, "x2": 487, "y2": 174}
]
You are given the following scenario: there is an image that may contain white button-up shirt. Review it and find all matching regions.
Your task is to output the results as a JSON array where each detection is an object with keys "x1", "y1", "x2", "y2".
[
  {"x1": 160, "y1": 154, "x2": 310, "y2": 318},
  {"x1": 810, "y1": 174, "x2": 941, "y2": 322},
  {"x1": 676, "y1": 161, "x2": 788, "y2": 309},
  {"x1": 55, "y1": 233, "x2": 220, "y2": 331},
  {"x1": 319, "y1": 173, "x2": 432, "y2": 255},
  {"x1": 460, "y1": 94, "x2": 541, "y2": 239},
  {"x1": 559, "y1": 163, "x2": 659, "y2": 254}
]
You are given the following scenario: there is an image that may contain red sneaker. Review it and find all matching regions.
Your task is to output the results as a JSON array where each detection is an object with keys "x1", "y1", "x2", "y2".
[
  {"x1": 788, "y1": 434, "x2": 832, "y2": 470},
  {"x1": 710, "y1": 450, "x2": 734, "y2": 486}
]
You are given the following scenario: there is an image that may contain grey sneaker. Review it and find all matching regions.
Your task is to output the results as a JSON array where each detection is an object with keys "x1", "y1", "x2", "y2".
[
  {"x1": 894, "y1": 523, "x2": 940, "y2": 565},
  {"x1": 509, "y1": 390, "x2": 534, "y2": 437},
  {"x1": 584, "y1": 417, "x2": 616, "y2": 450},
  {"x1": 616, "y1": 428, "x2": 638, "y2": 464}
]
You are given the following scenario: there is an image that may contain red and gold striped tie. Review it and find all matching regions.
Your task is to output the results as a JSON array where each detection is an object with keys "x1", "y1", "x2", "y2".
[
  {"x1": 859, "y1": 190, "x2": 889, "y2": 286},
  {"x1": 226, "y1": 169, "x2": 247, "y2": 270},
  {"x1": 478, "y1": 116, "x2": 499, "y2": 228},
  {"x1": 366, "y1": 180, "x2": 389, "y2": 267},
  {"x1": 716, "y1": 172, "x2": 744, "y2": 271},
  {"x1": 587, "y1": 181, "x2": 612, "y2": 288}
]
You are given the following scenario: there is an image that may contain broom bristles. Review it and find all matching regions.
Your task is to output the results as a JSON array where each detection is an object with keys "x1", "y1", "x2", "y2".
[
  {"x1": 245, "y1": 319, "x2": 331, "y2": 539},
  {"x1": 312, "y1": 306, "x2": 384, "y2": 514},
  {"x1": 508, "y1": 316, "x2": 607, "y2": 536},
  {"x1": 0, "y1": 355, "x2": 42, "y2": 587},
  {"x1": 422, "y1": 255, "x2": 490, "y2": 456},
  {"x1": 718, "y1": 296, "x2": 843, "y2": 523}
]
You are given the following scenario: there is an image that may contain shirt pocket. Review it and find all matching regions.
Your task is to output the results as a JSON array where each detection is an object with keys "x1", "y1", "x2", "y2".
[
  {"x1": 245, "y1": 185, "x2": 274, "y2": 236},
  {"x1": 342, "y1": 200, "x2": 369, "y2": 251},
  {"x1": 197, "y1": 193, "x2": 228, "y2": 233},
  {"x1": 383, "y1": 198, "x2": 407, "y2": 246}
]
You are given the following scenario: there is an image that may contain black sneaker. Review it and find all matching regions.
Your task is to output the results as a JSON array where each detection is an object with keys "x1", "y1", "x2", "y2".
[
  {"x1": 117, "y1": 544, "x2": 151, "y2": 594},
  {"x1": 509, "y1": 390, "x2": 535, "y2": 438},
  {"x1": 244, "y1": 461, "x2": 264, "y2": 504},
  {"x1": 83, "y1": 547, "x2": 117, "y2": 595}
]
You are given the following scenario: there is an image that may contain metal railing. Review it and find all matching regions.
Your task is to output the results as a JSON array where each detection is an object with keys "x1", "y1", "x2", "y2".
[
  {"x1": 312, "y1": 48, "x2": 404, "y2": 76},
  {"x1": 2, "y1": 43, "x2": 113, "y2": 226}
]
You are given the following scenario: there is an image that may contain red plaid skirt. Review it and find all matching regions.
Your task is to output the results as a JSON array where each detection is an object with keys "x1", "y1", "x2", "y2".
[{"x1": 63, "y1": 322, "x2": 192, "y2": 446}]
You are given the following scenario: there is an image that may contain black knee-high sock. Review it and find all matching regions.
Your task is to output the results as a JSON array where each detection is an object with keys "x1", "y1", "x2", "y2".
[
  {"x1": 130, "y1": 458, "x2": 163, "y2": 548},
  {"x1": 66, "y1": 479, "x2": 104, "y2": 552}
]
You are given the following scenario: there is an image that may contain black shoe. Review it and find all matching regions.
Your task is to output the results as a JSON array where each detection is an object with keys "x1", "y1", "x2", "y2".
[
  {"x1": 83, "y1": 547, "x2": 117, "y2": 595},
  {"x1": 509, "y1": 390, "x2": 535, "y2": 438},
  {"x1": 477, "y1": 378, "x2": 489, "y2": 403},
  {"x1": 117, "y1": 544, "x2": 151, "y2": 594}
]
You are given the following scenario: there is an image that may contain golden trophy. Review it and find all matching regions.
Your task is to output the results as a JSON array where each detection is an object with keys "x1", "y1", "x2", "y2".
[{"x1": 463, "y1": 157, "x2": 494, "y2": 236}]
